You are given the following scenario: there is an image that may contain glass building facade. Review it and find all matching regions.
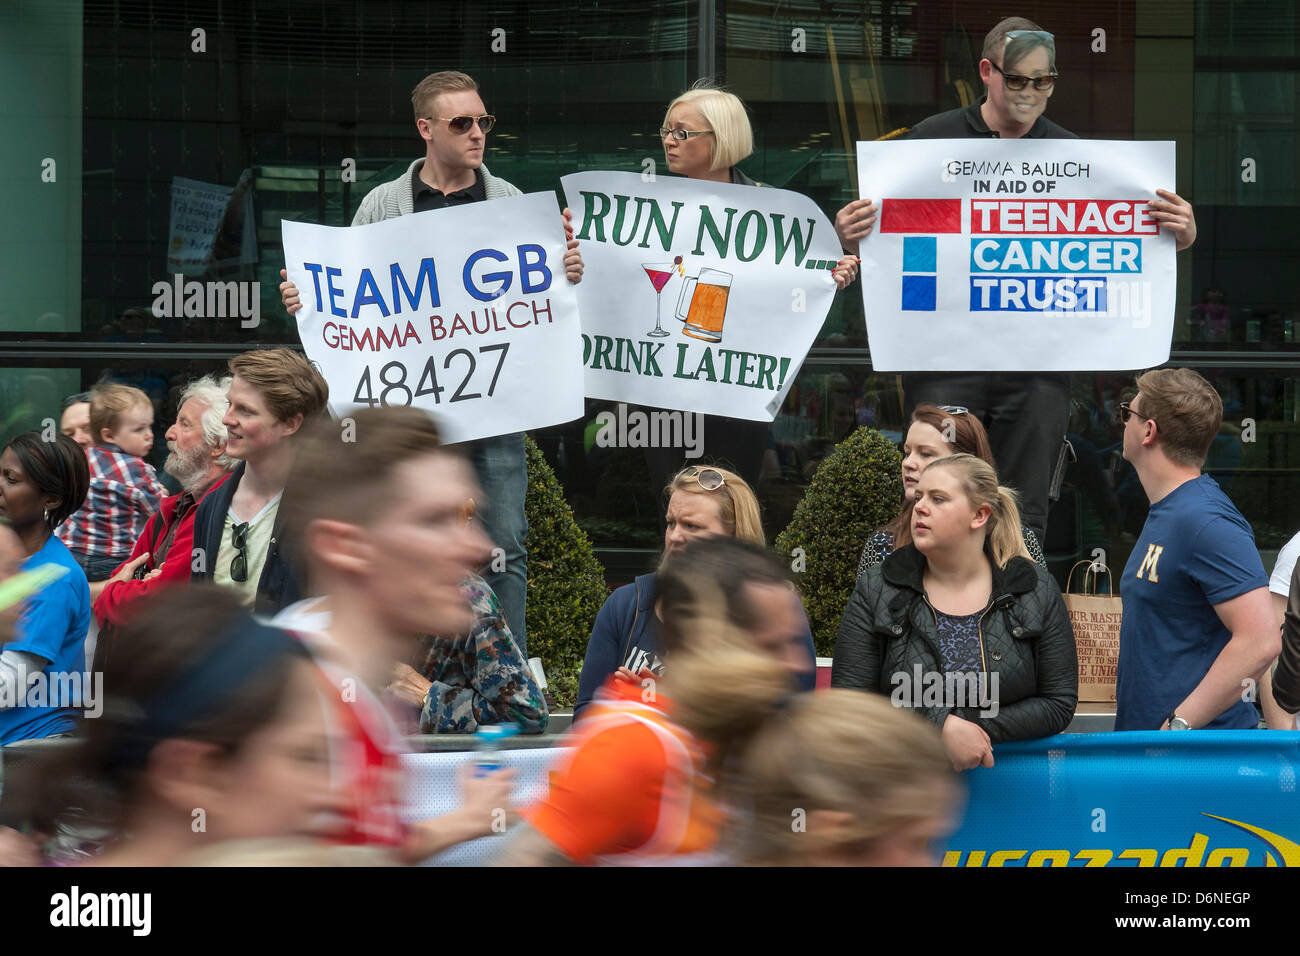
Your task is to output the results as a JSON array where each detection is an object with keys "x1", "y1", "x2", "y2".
[{"x1": 3, "y1": 0, "x2": 1297, "y2": 588}]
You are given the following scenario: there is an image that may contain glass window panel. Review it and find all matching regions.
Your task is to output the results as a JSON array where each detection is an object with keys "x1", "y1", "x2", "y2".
[{"x1": 3, "y1": 0, "x2": 1299, "y2": 592}]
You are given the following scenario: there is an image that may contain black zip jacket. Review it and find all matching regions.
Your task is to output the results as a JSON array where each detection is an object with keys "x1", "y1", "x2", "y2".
[
  {"x1": 189, "y1": 461, "x2": 302, "y2": 616},
  {"x1": 831, "y1": 543, "x2": 1077, "y2": 743}
]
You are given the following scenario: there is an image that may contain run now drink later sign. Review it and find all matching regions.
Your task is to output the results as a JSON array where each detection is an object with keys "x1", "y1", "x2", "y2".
[{"x1": 856, "y1": 139, "x2": 1177, "y2": 372}]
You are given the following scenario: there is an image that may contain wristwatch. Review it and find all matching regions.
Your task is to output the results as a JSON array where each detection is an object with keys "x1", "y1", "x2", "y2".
[{"x1": 1166, "y1": 713, "x2": 1191, "y2": 730}]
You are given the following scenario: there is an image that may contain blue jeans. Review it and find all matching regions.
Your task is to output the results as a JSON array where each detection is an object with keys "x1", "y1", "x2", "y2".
[
  {"x1": 462, "y1": 432, "x2": 529, "y2": 657},
  {"x1": 72, "y1": 551, "x2": 127, "y2": 583}
]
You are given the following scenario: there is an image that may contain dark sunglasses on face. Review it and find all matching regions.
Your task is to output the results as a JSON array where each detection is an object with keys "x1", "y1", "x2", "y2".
[
  {"x1": 229, "y1": 521, "x2": 250, "y2": 583},
  {"x1": 426, "y1": 114, "x2": 496, "y2": 134},
  {"x1": 1115, "y1": 401, "x2": 1154, "y2": 426},
  {"x1": 989, "y1": 61, "x2": 1058, "y2": 91}
]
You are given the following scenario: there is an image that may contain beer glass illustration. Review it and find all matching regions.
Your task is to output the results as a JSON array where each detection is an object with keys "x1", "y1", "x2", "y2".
[{"x1": 675, "y1": 268, "x2": 733, "y2": 343}]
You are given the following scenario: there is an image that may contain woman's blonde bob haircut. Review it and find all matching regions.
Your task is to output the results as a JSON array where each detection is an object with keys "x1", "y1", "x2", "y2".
[
  {"x1": 664, "y1": 464, "x2": 765, "y2": 546},
  {"x1": 663, "y1": 82, "x2": 754, "y2": 173}
]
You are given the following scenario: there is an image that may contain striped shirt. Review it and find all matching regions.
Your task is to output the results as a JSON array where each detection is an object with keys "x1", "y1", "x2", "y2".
[{"x1": 57, "y1": 443, "x2": 168, "y2": 560}]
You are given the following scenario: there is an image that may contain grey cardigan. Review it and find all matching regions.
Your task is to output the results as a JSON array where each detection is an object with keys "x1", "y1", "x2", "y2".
[{"x1": 352, "y1": 158, "x2": 523, "y2": 226}]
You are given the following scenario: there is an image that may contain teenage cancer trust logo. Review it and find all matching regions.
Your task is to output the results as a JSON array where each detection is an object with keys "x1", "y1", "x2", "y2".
[
  {"x1": 881, "y1": 197, "x2": 1156, "y2": 315},
  {"x1": 881, "y1": 199, "x2": 960, "y2": 312}
]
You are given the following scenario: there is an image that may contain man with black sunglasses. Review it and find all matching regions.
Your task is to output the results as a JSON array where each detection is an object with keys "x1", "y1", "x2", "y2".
[
  {"x1": 835, "y1": 17, "x2": 1197, "y2": 549},
  {"x1": 279, "y1": 70, "x2": 581, "y2": 657}
]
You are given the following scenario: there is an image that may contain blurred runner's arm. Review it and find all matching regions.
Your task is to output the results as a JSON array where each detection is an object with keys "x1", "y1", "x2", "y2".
[
  {"x1": 491, "y1": 820, "x2": 576, "y2": 866},
  {"x1": 401, "y1": 763, "x2": 517, "y2": 863}
]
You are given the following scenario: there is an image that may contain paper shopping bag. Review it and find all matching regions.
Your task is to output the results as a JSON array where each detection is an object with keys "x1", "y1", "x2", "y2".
[{"x1": 1064, "y1": 560, "x2": 1121, "y2": 703}]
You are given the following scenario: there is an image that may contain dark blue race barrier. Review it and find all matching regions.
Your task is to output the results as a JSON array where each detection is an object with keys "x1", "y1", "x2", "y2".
[{"x1": 942, "y1": 731, "x2": 1300, "y2": 867}]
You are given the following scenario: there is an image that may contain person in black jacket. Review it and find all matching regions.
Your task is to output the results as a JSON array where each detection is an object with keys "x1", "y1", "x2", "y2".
[
  {"x1": 832, "y1": 453, "x2": 1077, "y2": 770},
  {"x1": 190, "y1": 348, "x2": 328, "y2": 615}
]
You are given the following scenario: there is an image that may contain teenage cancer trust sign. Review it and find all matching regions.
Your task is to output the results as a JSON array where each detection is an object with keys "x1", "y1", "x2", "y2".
[
  {"x1": 561, "y1": 171, "x2": 844, "y2": 420},
  {"x1": 856, "y1": 139, "x2": 1177, "y2": 371},
  {"x1": 282, "y1": 192, "x2": 583, "y2": 442}
]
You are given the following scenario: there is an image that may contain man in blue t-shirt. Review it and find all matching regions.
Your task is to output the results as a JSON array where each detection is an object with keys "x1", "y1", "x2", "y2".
[{"x1": 1115, "y1": 368, "x2": 1277, "y2": 730}]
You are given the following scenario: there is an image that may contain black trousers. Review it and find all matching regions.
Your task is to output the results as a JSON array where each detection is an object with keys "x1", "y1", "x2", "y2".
[{"x1": 902, "y1": 372, "x2": 1070, "y2": 547}]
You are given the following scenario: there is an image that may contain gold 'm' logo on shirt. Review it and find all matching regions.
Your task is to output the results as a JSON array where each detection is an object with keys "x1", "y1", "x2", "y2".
[{"x1": 1135, "y1": 543, "x2": 1164, "y2": 582}]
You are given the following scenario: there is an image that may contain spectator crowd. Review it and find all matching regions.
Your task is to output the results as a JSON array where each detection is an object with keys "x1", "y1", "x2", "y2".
[{"x1": 0, "y1": 19, "x2": 1294, "y2": 868}]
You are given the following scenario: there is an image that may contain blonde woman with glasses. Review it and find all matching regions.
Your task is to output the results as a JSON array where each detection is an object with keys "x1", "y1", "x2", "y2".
[
  {"x1": 642, "y1": 82, "x2": 859, "y2": 505},
  {"x1": 574, "y1": 464, "x2": 816, "y2": 721}
]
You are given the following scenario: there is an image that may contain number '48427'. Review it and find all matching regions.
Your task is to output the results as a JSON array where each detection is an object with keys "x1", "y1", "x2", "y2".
[{"x1": 353, "y1": 343, "x2": 510, "y2": 408}]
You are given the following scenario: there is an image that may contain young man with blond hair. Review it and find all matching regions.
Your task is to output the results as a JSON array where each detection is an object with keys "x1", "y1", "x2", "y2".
[
  {"x1": 1116, "y1": 367, "x2": 1278, "y2": 730},
  {"x1": 278, "y1": 70, "x2": 584, "y2": 655},
  {"x1": 190, "y1": 348, "x2": 329, "y2": 614}
]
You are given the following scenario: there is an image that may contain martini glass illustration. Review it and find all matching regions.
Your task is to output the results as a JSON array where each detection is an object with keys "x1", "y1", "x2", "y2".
[{"x1": 642, "y1": 261, "x2": 678, "y2": 337}]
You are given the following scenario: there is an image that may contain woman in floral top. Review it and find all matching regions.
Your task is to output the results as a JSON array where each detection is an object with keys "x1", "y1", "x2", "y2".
[{"x1": 388, "y1": 572, "x2": 548, "y2": 734}]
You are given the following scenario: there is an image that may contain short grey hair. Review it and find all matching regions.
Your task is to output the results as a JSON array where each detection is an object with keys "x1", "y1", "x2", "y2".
[{"x1": 178, "y1": 374, "x2": 236, "y2": 472}]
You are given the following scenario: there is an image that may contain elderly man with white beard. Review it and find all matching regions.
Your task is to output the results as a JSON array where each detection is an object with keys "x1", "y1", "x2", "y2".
[{"x1": 91, "y1": 375, "x2": 237, "y2": 666}]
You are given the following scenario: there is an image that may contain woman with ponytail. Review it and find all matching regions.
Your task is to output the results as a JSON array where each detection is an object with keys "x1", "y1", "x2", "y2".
[
  {"x1": 496, "y1": 538, "x2": 809, "y2": 865},
  {"x1": 833, "y1": 453, "x2": 1077, "y2": 770}
]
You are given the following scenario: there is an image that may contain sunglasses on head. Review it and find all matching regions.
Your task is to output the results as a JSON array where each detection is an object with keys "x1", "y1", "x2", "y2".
[
  {"x1": 229, "y1": 521, "x2": 250, "y2": 584},
  {"x1": 989, "y1": 61, "x2": 1058, "y2": 91},
  {"x1": 681, "y1": 465, "x2": 726, "y2": 491},
  {"x1": 426, "y1": 114, "x2": 496, "y2": 134},
  {"x1": 937, "y1": 405, "x2": 969, "y2": 415}
]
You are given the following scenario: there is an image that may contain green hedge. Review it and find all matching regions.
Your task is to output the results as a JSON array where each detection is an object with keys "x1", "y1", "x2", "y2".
[
  {"x1": 524, "y1": 435, "x2": 608, "y2": 708},
  {"x1": 774, "y1": 426, "x2": 903, "y2": 656}
]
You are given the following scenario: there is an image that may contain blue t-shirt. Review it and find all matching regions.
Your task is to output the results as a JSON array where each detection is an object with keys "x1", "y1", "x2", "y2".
[
  {"x1": 1115, "y1": 475, "x2": 1267, "y2": 730},
  {"x1": 0, "y1": 535, "x2": 91, "y2": 745}
]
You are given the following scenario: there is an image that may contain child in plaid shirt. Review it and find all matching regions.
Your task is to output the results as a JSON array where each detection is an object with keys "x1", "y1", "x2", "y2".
[{"x1": 57, "y1": 384, "x2": 168, "y2": 581}]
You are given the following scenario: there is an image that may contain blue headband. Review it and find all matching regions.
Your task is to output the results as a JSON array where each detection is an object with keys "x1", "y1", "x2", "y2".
[{"x1": 107, "y1": 614, "x2": 311, "y2": 771}]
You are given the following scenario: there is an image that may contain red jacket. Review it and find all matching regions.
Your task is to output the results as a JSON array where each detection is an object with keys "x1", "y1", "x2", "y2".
[{"x1": 93, "y1": 472, "x2": 232, "y2": 628}]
